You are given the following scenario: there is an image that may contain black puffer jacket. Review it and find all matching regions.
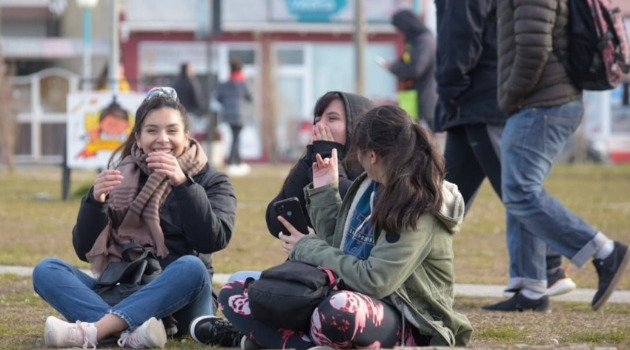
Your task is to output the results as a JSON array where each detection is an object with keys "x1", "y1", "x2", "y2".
[
  {"x1": 434, "y1": 0, "x2": 506, "y2": 131},
  {"x1": 264, "y1": 92, "x2": 374, "y2": 237},
  {"x1": 73, "y1": 163, "x2": 237, "y2": 282},
  {"x1": 497, "y1": 0, "x2": 580, "y2": 115},
  {"x1": 389, "y1": 9, "x2": 437, "y2": 125}
]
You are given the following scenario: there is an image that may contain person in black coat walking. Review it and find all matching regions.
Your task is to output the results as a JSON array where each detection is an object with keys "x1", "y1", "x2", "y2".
[
  {"x1": 173, "y1": 63, "x2": 204, "y2": 117},
  {"x1": 435, "y1": 0, "x2": 575, "y2": 298}
]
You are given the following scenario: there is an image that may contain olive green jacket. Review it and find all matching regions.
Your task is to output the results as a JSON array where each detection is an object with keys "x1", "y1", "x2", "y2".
[{"x1": 289, "y1": 174, "x2": 473, "y2": 346}]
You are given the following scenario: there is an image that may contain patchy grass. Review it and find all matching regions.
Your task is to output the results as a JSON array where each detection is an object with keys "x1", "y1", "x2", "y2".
[
  {"x1": 2, "y1": 274, "x2": 630, "y2": 349},
  {"x1": 1, "y1": 163, "x2": 630, "y2": 348}
]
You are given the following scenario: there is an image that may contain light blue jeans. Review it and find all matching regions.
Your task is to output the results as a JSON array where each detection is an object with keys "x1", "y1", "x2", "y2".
[
  {"x1": 228, "y1": 270, "x2": 261, "y2": 283},
  {"x1": 32, "y1": 255, "x2": 214, "y2": 332},
  {"x1": 501, "y1": 100, "x2": 607, "y2": 295}
]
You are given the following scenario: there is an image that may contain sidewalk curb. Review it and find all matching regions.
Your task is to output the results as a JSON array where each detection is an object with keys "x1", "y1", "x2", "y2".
[{"x1": 3, "y1": 265, "x2": 629, "y2": 304}]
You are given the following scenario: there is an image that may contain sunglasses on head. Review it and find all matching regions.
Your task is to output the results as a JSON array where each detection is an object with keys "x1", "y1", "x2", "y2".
[{"x1": 146, "y1": 87, "x2": 178, "y2": 101}]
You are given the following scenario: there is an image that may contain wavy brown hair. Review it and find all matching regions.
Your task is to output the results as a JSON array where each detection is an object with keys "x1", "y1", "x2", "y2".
[
  {"x1": 107, "y1": 93, "x2": 189, "y2": 168},
  {"x1": 352, "y1": 105, "x2": 445, "y2": 233}
]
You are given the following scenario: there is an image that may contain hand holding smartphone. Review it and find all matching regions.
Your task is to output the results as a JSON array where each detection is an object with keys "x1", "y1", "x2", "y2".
[{"x1": 273, "y1": 197, "x2": 309, "y2": 237}]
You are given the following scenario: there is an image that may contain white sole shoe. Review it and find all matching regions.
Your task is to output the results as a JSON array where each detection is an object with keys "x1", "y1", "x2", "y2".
[
  {"x1": 503, "y1": 277, "x2": 577, "y2": 298},
  {"x1": 547, "y1": 277, "x2": 577, "y2": 297}
]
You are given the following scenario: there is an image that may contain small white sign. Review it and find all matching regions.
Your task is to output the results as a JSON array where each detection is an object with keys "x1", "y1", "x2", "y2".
[{"x1": 66, "y1": 92, "x2": 145, "y2": 169}]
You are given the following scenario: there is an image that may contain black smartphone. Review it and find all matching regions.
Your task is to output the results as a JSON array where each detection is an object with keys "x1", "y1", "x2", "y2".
[{"x1": 273, "y1": 197, "x2": 309, "y2": 236}]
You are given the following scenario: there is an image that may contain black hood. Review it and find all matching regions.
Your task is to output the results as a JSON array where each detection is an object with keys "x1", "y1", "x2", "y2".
[
  {"x1": 391, "y1": 9, "x2": 426, "y2": 41},
  {"x1": 328, "y1": 91, "x2": 374, "y2": 156}
]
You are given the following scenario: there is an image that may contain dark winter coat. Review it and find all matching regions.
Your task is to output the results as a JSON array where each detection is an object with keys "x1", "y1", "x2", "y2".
[
  {"x1": 389, "y1": 9, "x2": 437, "y2": 125},
  {"x1": 497, "y1": 0, "x2": 580, "y2": 115},
  {"x1": 73, "y1": 163, "x2": 237, "y2": 282},
  {"x1": 216, "y1": 80, "x2": 252, "y2": 126},
  {"x1": 434, "y1": 0, "x2": 506, "y2": 131},
  {"x1": 172, "y1": 76, "x2": 204, "y2": 116},
  {"x1": 264, "y1": 92, "x2": 374, "y2": 237}
]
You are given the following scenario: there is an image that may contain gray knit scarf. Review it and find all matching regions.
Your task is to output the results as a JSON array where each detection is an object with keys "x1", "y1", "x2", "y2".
[{"x1": 87, "y1": 139, "x2": 208, "y2": 276}]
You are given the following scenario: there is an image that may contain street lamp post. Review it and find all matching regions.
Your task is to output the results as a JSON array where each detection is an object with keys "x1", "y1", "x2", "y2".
[{"x1": 77, "y1": 0, "x2": 99, "y2": 91}]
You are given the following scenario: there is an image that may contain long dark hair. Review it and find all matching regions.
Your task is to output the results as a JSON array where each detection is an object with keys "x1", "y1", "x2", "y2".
[
  {"x1": 353, "y1": 105, "x2": 445, "y2": 233},
  {"x1": 108, "y1": 92, "x2": 189, "y2": 168}
]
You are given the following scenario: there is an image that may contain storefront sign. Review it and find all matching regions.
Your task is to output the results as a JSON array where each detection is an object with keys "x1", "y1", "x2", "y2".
[{"x1": 286, "y1": 0, "x2": 347, "y2": 22}]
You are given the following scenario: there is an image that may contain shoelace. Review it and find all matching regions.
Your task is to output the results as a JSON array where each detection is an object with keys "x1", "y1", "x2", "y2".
[
  {"x1": 117, "y1": 330, "x2": 137, "y2": 348},
  {"x1": 74, "y1": 321, "x2": 96, "y2": 349},
  {"x1": 209, "y1": 319, "x2": 243, "y2": 347}
]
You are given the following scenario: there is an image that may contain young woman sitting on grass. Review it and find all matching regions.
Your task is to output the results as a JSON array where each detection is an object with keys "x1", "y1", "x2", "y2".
[
  {"x1": 32, "y1": 87, "x2": 237, "y2": 349},
  {"x1": 218, "y1": 105, "x2": 473, "y2": 349},
  {"x1": 187, "y1": 91, "x2": 375, "y2": 347}
]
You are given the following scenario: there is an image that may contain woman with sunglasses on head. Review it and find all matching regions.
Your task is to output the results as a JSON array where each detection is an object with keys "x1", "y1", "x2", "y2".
[
  {"x1": 32, "y1": 87, "x2": 237, "y2": 349},
  {"x1": 218, "y1": 106, "x2": 472, "y2": 349}
]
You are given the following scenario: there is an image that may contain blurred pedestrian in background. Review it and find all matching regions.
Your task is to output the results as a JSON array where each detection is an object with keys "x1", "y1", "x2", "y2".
[
  {"x1": 172, "y1": 62, "x2": 204, "y2": 117},
  {"x1": 434, "y1": 0, "x2": 575, "y2": 298},
  {"x1": 381, "y1": 9, "x2": 437, "y2": 131},
  {"x1": 483, "y1": 0, "x2": 628, "y2": 312},
  {"x1": 172, "y1": 62, "x2": 206, "y2": 141},
  {"x1": 216, "y1": 58, "x2": 252, "y2": 176}
]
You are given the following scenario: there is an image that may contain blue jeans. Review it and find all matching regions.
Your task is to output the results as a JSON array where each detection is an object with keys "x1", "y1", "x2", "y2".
[
  {"x1": 227, "y1": 270, "x2": 261, "y2": 283},
  {"x1": 501, "y1": 100, "x2": 607, "y2": 294},
  {"x1": 32, "y1": 255, "x2": 214, "y2": 332}
]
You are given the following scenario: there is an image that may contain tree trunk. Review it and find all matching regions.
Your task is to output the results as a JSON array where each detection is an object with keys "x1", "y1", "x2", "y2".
[{"x1": 0, "y1": 7, "x2": 17, "y2": 171}]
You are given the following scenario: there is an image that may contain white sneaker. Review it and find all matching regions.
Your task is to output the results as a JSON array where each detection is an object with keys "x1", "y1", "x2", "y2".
[
  {"x1": 45, "y1": 315, "x2": 97, "y2": 349},
  {"x1": 238, "y1": 163, "x2": 251, "y2": 174},
  {"x1": 547, "y1": 277, "x2": 577, "y2": 297},
  {"x1": 117, "y1": 317, "x2": 167, "y2": 349},
  {"x1": 226, "y1": 164, "x2": 250, "y2": 177}
]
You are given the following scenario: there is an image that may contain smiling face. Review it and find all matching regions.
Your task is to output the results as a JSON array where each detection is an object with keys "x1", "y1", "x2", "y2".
[
  {"x1": 100, "y1": 114, "x2": 129, "y2": 139},
  {"x1": 135, "y1": 107, "x2": 189, "y2": 157},
  {"x1": 314, "y1": 99, "x2": 347, "y2": 145}
]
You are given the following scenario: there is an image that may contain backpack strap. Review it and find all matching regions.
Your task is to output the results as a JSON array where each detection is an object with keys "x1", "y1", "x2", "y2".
[{"x1": 319, "y1": 266, "x2": 340, "y2": 290}]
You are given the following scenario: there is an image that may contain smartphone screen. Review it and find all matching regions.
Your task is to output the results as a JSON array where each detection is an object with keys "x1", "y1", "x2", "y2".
[{"x1": 273, "y1": 197, "x2": 309, "y2": 236}]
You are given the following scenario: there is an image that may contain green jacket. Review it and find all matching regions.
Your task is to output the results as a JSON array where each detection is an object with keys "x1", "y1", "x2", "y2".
[{"x1": 290, "y1": 174, "x2": 473, "y2": 346}]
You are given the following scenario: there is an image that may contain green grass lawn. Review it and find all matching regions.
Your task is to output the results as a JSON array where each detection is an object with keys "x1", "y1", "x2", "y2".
[{"x1": 1, "y1": 163, "x2": 630, "y2": 348}]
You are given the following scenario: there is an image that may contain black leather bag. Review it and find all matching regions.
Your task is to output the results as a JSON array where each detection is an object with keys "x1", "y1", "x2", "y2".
[
  {"x1": 95, "y1": 243, "x2": 162, "y2": 306},
  {"x1": 246, "y1": 261, "x2": 339, "y2": 332}
]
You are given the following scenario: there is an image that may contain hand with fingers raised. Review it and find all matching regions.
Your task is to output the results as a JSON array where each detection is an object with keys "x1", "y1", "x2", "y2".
[
  {"x1": 93, "y1": 169, "x2": 124, "y2": 203},
  {"x1": 313, "y1": 148, "x2": 339, "y2": 189}
]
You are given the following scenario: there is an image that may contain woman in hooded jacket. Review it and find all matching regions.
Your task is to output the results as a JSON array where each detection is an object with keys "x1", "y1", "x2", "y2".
[
  {"x1": 265, "y1": 91, "x2": 375, "y2": 237},
  {"x1": 187, "y1": 91, "x2": 374, "y2": 347}
]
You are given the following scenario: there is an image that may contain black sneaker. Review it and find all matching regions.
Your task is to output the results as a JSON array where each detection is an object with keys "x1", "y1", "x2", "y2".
[
  {"x1": 190, "y1": 316, "x2": 244, "y2": 347},
  {"x1": 592, "y1": 241, "x2": 629, "y2": 311},
  {"x1": 481, "y1": 292, "x2": 550, "y2": 312}
]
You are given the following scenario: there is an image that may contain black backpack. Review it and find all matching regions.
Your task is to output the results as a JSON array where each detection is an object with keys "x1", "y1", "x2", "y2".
[
  {"x1": 561, "y1": 0, "x2": 630, "y2": 90},
  {"x1": 246, "y1": 261, "x2": 340, "y2": 332}
]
